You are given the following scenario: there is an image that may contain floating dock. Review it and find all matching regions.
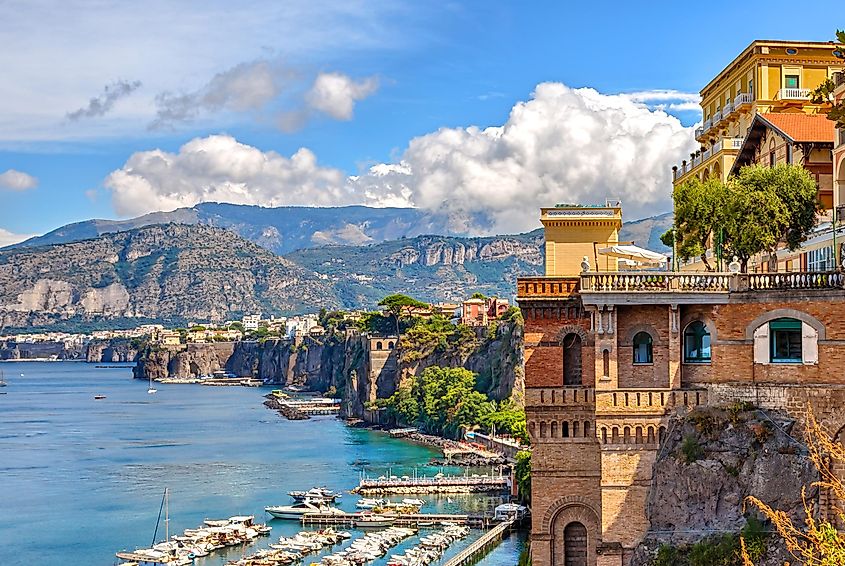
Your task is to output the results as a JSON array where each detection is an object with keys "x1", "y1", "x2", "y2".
[
  {"x1": 355, "y1": 474, "x2": 510, "y2": 495},
  {"x1": 442, "y1": 520, "x2": 515, "y2": 566},
  {"x1": 299, "y1": 511, "x2": 492, "y2": 529}
]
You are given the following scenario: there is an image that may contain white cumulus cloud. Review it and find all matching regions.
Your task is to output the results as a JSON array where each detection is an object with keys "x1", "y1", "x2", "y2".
[
  {"x1": 0, "y1": 228, "x2": 35, "y2": 247},
  {"x1": 306, "y1": 72, "x2": 379, "y2": 120},
  {"x1": 0, "y1": 169, "x2": 38, "y2": 191},
  {"x1": 104, "y1": 134, "x2": 352, "y2": 216},
  {"x1": 104, "y1": 83, "x2": 697, "y2": 232}
]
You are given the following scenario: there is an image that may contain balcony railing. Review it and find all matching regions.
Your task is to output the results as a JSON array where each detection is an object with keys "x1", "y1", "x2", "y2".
[
  {"x1": 725, "y1": 137, "x2": 743, "y2": 150},
  {"x1": 575, "y1": 271, "x2": 845, "y2": 294},
  {"x1": 836, "y1": 72, "x2": 845, "y2": 88},
  {"x1": 703, "y1": 117, "x2": 712, "y2": 131},
  {"x1": 580, "y1": 272, "x2": 732, "y2": 293},
  {"x1": 776, "y1": 88, "x2": 811, "y2": 100},
  {"x1": 747, "y1": 272, "x2": 845, "y2": 290},
  {"x1": 734, "y1": 92, "x2": 753, "y2": 107},
  {"x1": 694, "y1": 126, "x2": 704, "y2": 139},
  {"x1": 722, "y1": 101, "x2": 733, "y2": 117}
]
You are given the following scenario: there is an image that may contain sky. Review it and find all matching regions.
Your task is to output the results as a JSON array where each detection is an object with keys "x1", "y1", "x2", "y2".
[{"x1": 0, "y1": 0, "x2": 840, "y2": 244}]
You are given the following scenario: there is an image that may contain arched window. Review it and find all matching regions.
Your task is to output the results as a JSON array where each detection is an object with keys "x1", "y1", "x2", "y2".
[
  {"x1": 387, "y1": 341, "x2": 395, "y2": 350},
  {"x1": 683, "y1": 321, "x2": 711, "y2": 363},
  {"x1": 376, "y1": 341, "x2": 383, "y2": 350},
  {"x1": 632, "y1": 332, "x2": 653, "y2": 364},
  {"x1": 602, "y1": 349, "x2": 610, "y2": 377},
  {"x1": 770, "y1": 318, "x2": 802, "y2": 363},
  {"x1": 562, "y1": 333, "x2": 582, "y2": 386}
]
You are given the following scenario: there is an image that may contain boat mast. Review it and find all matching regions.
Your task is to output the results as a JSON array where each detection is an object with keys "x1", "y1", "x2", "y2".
[{"x1": 165, "y1": 487, "x2": 170, "y2": 543}]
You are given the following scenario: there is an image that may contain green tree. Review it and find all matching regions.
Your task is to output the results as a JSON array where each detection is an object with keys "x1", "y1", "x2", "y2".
[
  {"x1": 672, "y1": 177, "x2": 729, "y2": 270},
  {"x1": 514, "y1": 451, "x2": 531, "y2": 502},
  {"x1": 378, "y1": 294, "x2": 428, "y2": 337},
  {"x1": 724, "y1": 164, "x2": 820, "y2": 271},
  {"x1": 809, "y1": 30, "x2": 845, "y2": 129}
]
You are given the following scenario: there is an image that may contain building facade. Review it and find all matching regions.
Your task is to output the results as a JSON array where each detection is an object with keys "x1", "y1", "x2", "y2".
[
  {"x1": 673, "y1": 40, "x2": 843, "y2": 188},
  {"x1": 520, "y1": 206, "x2": 845, "y2": 566}
]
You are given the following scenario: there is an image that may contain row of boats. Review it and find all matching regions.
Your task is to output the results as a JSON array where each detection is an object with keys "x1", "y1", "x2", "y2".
[
  {"x1": 228, "y1": 527, "x2": 351, "y2": 565},
  {"x1": 320, "y1": 526, "x2": 417, "y2": 565},
  {"x1": 386, "y1": 524, "x2": 471, "y2": 566},
  {"x1": 116, "y1": 515, "x2": 271, "y2": 566}
]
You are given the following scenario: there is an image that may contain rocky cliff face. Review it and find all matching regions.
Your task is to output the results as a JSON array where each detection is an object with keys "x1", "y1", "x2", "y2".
[
  {"x1": 134, "y1": 318, "x2": 524, "y2": 419},
  {"x1": 632, "y1": 405, "x2": 813, "y2": 566},
  {"x1": 85, "y1": 338, "x2": 145, "y2": 363},
  {"x1": 0, "y1": 224, "x2": 338, "y2": 329}
]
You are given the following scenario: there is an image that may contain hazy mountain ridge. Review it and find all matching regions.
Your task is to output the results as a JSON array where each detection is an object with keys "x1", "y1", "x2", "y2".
[
  {"x1": 0, "y1": 208, "x2": 673, "y2": 329},
  {"x1": 9, "y1": 203, "x2": 672, "y2": 256},
  {"x1": 0, "y1": 224, "x2": 339, "y2": 329}
]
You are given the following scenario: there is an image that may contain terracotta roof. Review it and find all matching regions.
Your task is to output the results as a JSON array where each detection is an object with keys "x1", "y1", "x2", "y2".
[{"x1": 758, "y1": 113, "x2": 835, "y2": 143}]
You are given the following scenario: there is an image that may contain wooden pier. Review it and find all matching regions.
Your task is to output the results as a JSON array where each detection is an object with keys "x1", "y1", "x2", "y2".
[
  {"x1": 442, "y1": 520, "x2": 514, "y2": 566},
  {"x1": 355, "y1": 474, "x2": 509, "y2": 495},
  {"x1": 300, "y1": 511, "x2": 492, "y2": 529}
]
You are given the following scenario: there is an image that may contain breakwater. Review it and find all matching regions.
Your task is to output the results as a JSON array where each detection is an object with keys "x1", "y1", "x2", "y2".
[{"x1": 354, "y1": 474, "x2": 510, "y2": 496}]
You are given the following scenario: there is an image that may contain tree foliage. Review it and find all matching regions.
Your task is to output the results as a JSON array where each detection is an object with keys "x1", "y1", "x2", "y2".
[
  {"x1": 742, "y1": 406, "x2": 845, "y2": 566},
  {"x1": 672, "y1": 165, "x2": 820, "y2": 271},
  {"x1": 809, "y1": 30, "x2": 845, "y2": 129},
  {"x1": 672, "y1": 177, "x2": 728, "y2": 270},
  {"x1": 514, "y1": 451, "x2": 531, "y2": 502},
  {"x1": 378, "y1": 294, "x2": 429, "y2": 337},
  {"x1": 377, "y1": 366, "x2": 493, "y2": 438}
]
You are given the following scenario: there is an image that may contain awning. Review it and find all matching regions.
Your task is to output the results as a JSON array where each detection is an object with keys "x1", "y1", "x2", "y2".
[{"x1": 597, "y1": 244, "x2": 668, "y2": 264}]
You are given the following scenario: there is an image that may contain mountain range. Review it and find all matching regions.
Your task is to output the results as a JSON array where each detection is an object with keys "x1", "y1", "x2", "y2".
[{"x1": 0, "y1": 204, "x2": 673, "y2": 330}]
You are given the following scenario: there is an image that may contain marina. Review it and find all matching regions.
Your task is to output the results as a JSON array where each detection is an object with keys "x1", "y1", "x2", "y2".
[{"x1": 0, "y1": 362, "x2": 525, "y2": 566}]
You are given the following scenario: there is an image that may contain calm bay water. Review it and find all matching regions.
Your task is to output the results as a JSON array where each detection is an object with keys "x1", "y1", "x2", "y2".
[{"x1": 0, "y1": 361, "x2": 524, "y2": 565}]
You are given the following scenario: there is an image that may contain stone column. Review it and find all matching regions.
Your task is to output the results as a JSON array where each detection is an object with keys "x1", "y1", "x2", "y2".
[{"x1": 668, "y1": 304, "x2": 681, "y2": 389}]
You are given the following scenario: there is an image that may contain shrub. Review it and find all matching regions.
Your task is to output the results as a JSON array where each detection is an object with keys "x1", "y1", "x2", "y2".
[{"x1": 680, "y1": 436, "x2": 704, "y2": 464}]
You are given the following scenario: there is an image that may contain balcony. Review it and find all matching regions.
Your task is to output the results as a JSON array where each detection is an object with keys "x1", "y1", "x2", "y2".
[
  {"x1": 673, "y1": 137, "x2": 744, "y2": 182},
  {"x1": 775, "y1": 88, "x2": 811, "y2": 100},
  {"x1": 734, "y1": 92, "x2": 753, "y2": 108},
  {"x1": 575, "y1": 271, "x2": 845, "y2": 305},
  {"x1": 702, "y1": 116, "x2": 712, "y2": 131},
  {"x1": 694, "y1": 126, "x2": 704, "y2": 140}
]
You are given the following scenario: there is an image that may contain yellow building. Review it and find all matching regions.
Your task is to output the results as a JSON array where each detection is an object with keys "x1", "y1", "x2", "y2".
[
  {"x1": 673, "y1": 40, "x2": 844, "y2": 186},
  {"x1": 541, "y1": 203, "x2": 621, "y2": 276}
]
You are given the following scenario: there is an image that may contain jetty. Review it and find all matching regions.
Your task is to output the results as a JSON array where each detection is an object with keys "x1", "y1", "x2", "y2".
[
  {"x1": 300, "y1": 511, "x2": 488, "y2": 528},
  {"x1": 354, "y1": 473, "x2": 510, "y2": 495},
  {"x1": 442, "y1": 520, "x2": 515, "y2": 566}
]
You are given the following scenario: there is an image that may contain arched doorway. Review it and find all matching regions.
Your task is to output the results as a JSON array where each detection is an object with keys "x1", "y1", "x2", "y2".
[
  {"x1": 563, "y1": 522, "x2": 588, "y2": 566},
  {"x1": 562, "y1": 333, "x2": 582, "y2": 385}
]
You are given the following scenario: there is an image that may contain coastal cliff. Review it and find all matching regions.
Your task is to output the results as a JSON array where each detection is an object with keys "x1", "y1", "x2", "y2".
[
  {"x1": 632, "y1": 405, "x2": 813, "y2": 566},
  {"x1": 85, "y1": 338, "x2": 145, "y2": 362},
  {"x1": 133, "y1": 317, "x2": 525, "y2": 419}
]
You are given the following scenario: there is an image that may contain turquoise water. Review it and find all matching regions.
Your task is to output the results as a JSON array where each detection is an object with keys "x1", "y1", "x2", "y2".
[{"x1": 0, "y1": 361, "x2": 525, "y2": 565}]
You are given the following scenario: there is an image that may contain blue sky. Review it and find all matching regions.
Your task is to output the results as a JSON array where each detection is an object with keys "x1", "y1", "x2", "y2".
[{"x1": 0, "y1": 0, "x2": 840, "y2": 242}]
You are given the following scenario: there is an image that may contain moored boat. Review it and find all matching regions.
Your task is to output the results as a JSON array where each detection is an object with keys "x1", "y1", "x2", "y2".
[{"x1": 355, "y1": 514, "x2": 395, "y2": 528}]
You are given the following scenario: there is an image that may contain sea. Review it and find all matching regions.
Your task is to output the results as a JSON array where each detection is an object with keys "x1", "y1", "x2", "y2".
[{"x1": 0, "y1": 361, "x2": 525, "y2": 566}]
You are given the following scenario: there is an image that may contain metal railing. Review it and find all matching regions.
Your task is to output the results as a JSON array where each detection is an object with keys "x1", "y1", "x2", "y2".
[
  {"x1": 776, "y1": 88, "x2": 810, "y2": 100},
  {"x1": 694, "y1": 126, "x2": 704, "y2": 139}
]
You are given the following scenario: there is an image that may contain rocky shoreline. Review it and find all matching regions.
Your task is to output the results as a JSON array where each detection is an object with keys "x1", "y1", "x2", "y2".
[{"x1": 262, "y1": 395, "x2": 309, "y2": 420}]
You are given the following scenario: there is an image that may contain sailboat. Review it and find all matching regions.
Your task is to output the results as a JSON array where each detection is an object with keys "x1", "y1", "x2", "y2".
[{"x1": 147, "y1": 374, "x2": 157, "y2": 394}]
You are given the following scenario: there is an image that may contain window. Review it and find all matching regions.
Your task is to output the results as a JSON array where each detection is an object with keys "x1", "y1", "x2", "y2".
[
  {"x1": 770, "y1": 318, "x2": 802, "y2": 363},
  {"x1": 785, "y1": 74, "x2": 800, "y2": 89},
  {"x1": 807, "y1": 246, "x2": 834, "y2": 271},
  {"x1": 786, "y1": 144, "x2": 793, "y2": 164},
  {"x1": 632, "y1": 332, "x2": 653, "y2": 364},
  {"x1": 684, "y1": 321, "x2": 711, "y2": 363},
  {"x1": 769, "y1": 150, "x2": 776, "y2": 167}
]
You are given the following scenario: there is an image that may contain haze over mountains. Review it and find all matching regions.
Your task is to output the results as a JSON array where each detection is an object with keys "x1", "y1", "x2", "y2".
[{"x1": 0, "y1": 204, "x2": 672, "y2": 330}]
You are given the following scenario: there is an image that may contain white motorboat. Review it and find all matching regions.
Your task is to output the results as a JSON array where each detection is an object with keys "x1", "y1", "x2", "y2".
[
  {"x1": 264, "y1": 499, "x2": 344, "y2": 520},
  {"x1": 355, "y1": 514, "x2": 395, "y2": 529},
  {"x1": 356, "y1": 498, "x2": 384, "y2": 509},
  {"x1": 401, "y1": 498, "x2": 425, "y2": 507}
]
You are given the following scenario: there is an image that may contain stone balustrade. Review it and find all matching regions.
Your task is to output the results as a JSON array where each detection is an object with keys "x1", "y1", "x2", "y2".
[
  {"x1": 516, "y1": 276, "x2": 580, "y2": 299},
  {"x1": 526, "y1": 386, "x2": 595, "y2": 408},
  {"x1": 595, "y1": 388, "x2": 707, "y2": 415}
]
